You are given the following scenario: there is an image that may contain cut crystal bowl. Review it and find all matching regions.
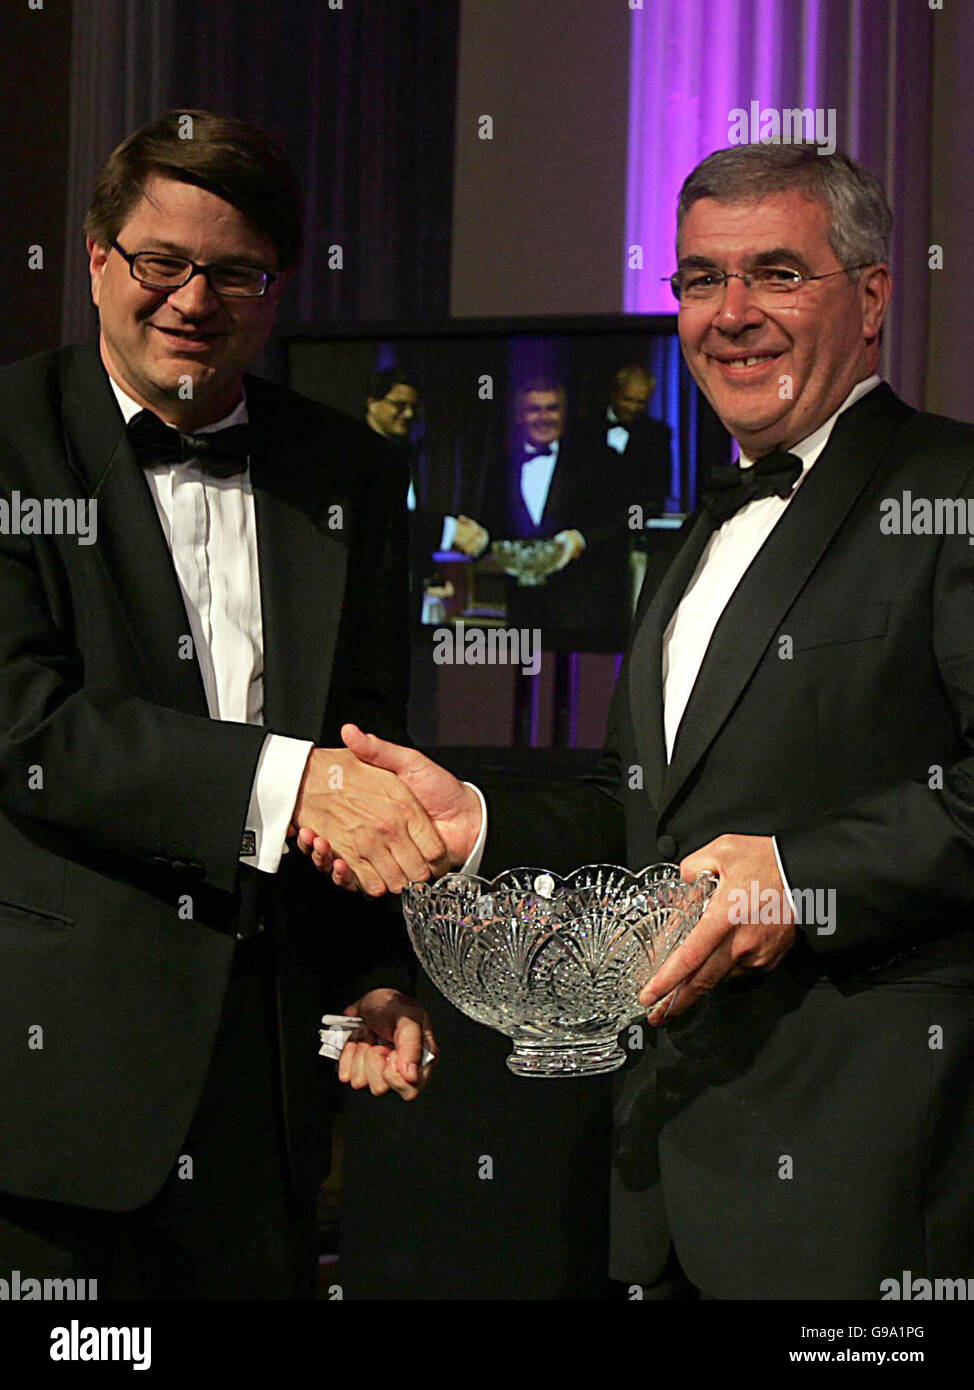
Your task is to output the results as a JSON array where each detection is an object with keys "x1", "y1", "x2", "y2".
[
  {"x1": 491, "y1": 538, "x2": 565, "y2": 586},
  {"x1": 402, "y1": 864, "x2": 717, "y2": 1077}
]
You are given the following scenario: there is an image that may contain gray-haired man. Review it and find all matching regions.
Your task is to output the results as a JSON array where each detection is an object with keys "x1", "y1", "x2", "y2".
[{"x1": 310, "y1": 143, "x2": 974, "y2": 1300}]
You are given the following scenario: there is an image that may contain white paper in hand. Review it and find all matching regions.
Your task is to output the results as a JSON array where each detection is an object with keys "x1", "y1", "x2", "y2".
[{"x1": 318, "y1": 1015, "x2": 435, "y2": 1066}]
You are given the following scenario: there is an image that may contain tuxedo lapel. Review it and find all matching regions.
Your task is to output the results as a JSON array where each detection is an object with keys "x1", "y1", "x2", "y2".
[
  {"x1": 246, "y1": 380, "x2": 348, "y2": 740},
  {"x1": 660, "y1": 384, "x2": 915, "y2": 818},
  {"x1": 542, "y1": 439, "x2": 583, "y2": 530},
  {"x1": 60, "y1": 343, "x2": 209, "y2": 715},
  {"x1": 541, "y1": 445, "x2": 567, "y2": 528},
  {"x1": 628, "y1": 510, "x2": 716, "y2": 807},
  {"x1": 505, "y1": 451, "x2": 536, "y2": 537}
]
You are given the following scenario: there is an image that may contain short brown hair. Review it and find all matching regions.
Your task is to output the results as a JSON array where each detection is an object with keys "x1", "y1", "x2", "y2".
[{"x1": 84, "y1": 110, "x2": 304, "y2": 270}]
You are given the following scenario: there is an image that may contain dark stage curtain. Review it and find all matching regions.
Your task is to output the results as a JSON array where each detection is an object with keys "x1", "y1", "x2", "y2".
[
  {"x1": 62, "y1": 0, "x2": 460, "y2": 343},
  {"x1": 171, "y1": 0, "x2": 459, "y2": 329},
  {"x1": 392, "y1": 332, "x2": 687, "y2": 520},
  {"x1": 287, "y1": 328, "x2": 717, "y2": 523}
]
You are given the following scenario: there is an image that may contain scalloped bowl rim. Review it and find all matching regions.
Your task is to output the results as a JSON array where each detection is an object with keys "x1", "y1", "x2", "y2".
[{"x1": 402, "y1": 862, "x2": 716, "y2": 904}]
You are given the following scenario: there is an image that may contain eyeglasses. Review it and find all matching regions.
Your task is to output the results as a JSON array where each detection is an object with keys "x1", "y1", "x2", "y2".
[
  {"x1": 664, "y1": 263, "x2": 873, "y2": 304},
  {"x1": 110, "y1": 239, "x2": 278, "y2": 298}
]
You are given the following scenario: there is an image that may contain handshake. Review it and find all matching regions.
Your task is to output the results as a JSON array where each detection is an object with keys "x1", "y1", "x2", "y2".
[{"x1": 289, "y1": 724, "x2": 483, "y2": 896}]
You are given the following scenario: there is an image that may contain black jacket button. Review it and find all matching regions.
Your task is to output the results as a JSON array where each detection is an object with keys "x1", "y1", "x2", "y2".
[{"x1": 656, "y1": 834, "x2": 678, "y2": 860}]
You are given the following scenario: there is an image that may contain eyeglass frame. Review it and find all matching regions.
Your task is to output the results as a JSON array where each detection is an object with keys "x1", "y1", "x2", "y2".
[
  {"x1": 109, "y1": 239, "x2": 279, "y2": 298},
  {"x1": 376, "y1": 395, "x2": 421, "y2": 415},
  {"x1": 663, "y1": 262, "x2": 874, "y2": 303}
]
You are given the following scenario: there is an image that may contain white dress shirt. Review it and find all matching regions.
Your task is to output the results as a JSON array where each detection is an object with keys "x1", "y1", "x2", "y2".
[
  {"x1": 109, "y1": 379, "x2": 312, "y2": 874},
  {"x1": 519, "y1": 439, "x2": 560, "y2": 526},
  {"x1": 660, "y1": 375, "x2": 880, "y2": 895},
  {"x1": 661, "y1": 375, "x2": 880, "y2": 757},
  {"x1": 462, "y1": 376, "x2": 882, "y2": 879},
  {"x1": 605, "y1": 405, "x2": 630, "y2": 456}
]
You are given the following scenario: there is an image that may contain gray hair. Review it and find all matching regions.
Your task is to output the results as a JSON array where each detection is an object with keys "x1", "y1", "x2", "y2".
[{"x1": 676, "y1": 143, "x2": 892, "y2": 276}]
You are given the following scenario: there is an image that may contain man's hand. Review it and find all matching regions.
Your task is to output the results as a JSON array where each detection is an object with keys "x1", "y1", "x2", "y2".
[
  {"x1": 298, "y1": 724, "x2": 483, "y2": 891},
  {"x1": 453, "y1": 514, "x2": 489, "y2": 557},
  {"x1": 639, "y1": 834, "x2": 796, "y2": 1025},
  {"x1": 291, "y1": 747, "x2": 449, "y2": 896},
  {"x1": 338, "y1": 989, "x2": 437, "y2": 1100},
  {"x1": 553, "y1": 528, "x2": 586, "y2": 568}
]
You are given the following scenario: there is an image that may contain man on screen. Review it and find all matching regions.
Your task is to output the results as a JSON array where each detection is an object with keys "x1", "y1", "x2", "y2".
[
  {"x1": 575, "y1": 364, "x2": 673, "y2": 520},
  {"x1": 365, "y1": 366, "x2": 490, "y2": 587},
  {"x1": 0, "y1": 110, "x2": 445, "y2": 1299},
  {"x1": 308, "y1": 142, "x2": 974, "y2": 1299},
  {"x1": 478, "y1": 376, "x2": 635, "y2": 643},
  {"x1": 366, "y1": 365, "x2": 422, "y2": 451},
  {"x1": 486, "y1": 377, "x2": 587, "y2": 560}
]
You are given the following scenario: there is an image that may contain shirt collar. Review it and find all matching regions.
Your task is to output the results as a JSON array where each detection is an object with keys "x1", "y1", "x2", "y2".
[
  {"x1": 737, "y1": 375, "x2": 881, "y2": 473},
  {"x1": 108, "y1": 375, "x2": 249, "y2": 432}
]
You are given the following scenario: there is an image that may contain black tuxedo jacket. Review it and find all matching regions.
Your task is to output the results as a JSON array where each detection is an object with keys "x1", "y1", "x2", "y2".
[
  {"x1": 480, "y1": 433, "x2": 637, "y2": 646},
  {"x1": 0, "y1": 341, "x2": 413, "y2": 1212},
  {"x1": 482, "y1": 384, "x2": 974, "y2": 1296},
  {"x1": 572, "y1": 412, "x2": 673, "y2": 517},
  {"x1": 478, "y1": 435, "x2": 592, "y2": 539}
]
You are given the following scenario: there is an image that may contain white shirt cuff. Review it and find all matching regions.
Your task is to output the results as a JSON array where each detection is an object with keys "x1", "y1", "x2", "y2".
[
  {"x1": 241, "y1": 734, "x2": 314, "y2": 874},
  {"x1": 771, "y1": 835, "x2": 796, "y2": 919},
  {"x1": 458, "y1": 782, "x2": 487, "y2": 876},
  {"x1": 440, "y1": 515, "x2": 458, "y2": 551}
]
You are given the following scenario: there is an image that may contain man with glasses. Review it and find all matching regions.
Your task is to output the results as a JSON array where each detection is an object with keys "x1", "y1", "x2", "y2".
[
  {"x1": 364, "y1": 366, "x2": 445, "y2": 617},
  {"x1": 314, "y1": 142, "x2": 974, "y2": 1299},
  {"x1": 0, "y1": 110, "x2": 446, "y2": 1299},
  {"x1": 366, "y1": 367, "x2": 490, "y2": 564},
  {"x1": 366, "y1": 367, "x2": 422, "y2": 448}
]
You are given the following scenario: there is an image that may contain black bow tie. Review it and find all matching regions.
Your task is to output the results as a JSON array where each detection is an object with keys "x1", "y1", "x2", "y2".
[
  {"x1": 702, "y1": 447, "x2": 803, "y2": 525},
  {"x1": 126, "y1": 410, "x2": 251, "y2": 477},
  {"x1": 522, "y1": 445, "x2": 554, "y2": 461}
]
